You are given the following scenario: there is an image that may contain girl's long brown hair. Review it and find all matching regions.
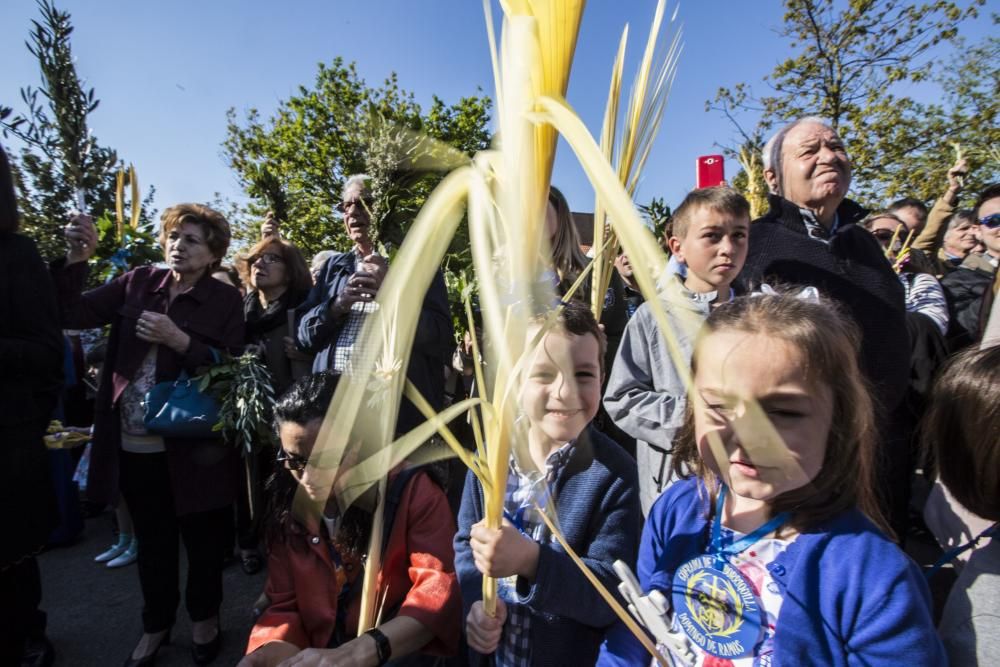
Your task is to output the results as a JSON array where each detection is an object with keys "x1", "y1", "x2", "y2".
[{"x1": 671, "y1": 291, "x2": 890, "y2": 537}]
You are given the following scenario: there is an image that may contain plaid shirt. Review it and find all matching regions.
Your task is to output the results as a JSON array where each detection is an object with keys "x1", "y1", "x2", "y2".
[
  {"x1": 495, "y1": 441, "x2": 576, "y2": 667},
  {"x1": 332, "y1": 249, "x2": 379, "y2": 374}
]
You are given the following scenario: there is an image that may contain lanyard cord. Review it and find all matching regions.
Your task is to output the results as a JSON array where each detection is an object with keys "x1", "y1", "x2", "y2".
[
  {"x1": 711, "y1": 486, "x2": 790, "y2": 567},
  {"x1": 925, "y1": 523, "x2": 998, "y2": 580}
]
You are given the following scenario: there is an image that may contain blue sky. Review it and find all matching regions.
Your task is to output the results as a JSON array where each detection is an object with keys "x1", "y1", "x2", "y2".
[{"x1": 0, "y1": 1, "x2": 992, "y2": 218}]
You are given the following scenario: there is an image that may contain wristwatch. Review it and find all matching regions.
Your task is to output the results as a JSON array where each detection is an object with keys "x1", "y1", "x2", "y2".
[{"x1": 365, "y1": 627, "x2": 392, "y2": 666}]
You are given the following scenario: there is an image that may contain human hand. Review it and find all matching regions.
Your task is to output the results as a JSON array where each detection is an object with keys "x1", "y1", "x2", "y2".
[
  {"x1": 276, "y1": 637, "x2": 374, "y2": 667},
  {"x1": 238, "y1": 640, "x2": 301, "y2": 667},
  {"x1": 466, "y1": 599, "x2": 507, "y2": 655},
  {"x1": 329, "y1": 272, "x2": 378, "y2": 317},
  {"x1": 136, "y1": 311, "x2": 191, "y2": 354},
  {"x1": 470, "y1": 519, "x2": 540, "y2": 580},
  {"x1": 947, "y1": 158, "x2": 968, "y2": 193},
  {"x1": 358, "y1": 254, "x2": 388, "y2": 289},
  {"x1": 261, "y1": 213, "x2": 280, "y2": 239},
  {"x1": 64, "y1": 213, "x2": 98, "y2": 265},
  {"x1": 283, "y1": 336, "x2": 310, "y2": 361}
]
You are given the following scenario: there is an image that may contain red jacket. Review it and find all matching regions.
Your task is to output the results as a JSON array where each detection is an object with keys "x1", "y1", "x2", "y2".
[{"x1": 246, "y1": 470, "x2": 461, "y2": 656}]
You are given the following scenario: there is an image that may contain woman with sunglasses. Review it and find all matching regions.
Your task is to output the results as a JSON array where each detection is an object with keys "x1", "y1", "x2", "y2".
[
  {"x1": 941, "y1": 184, "x2": 1000, "y2": 350},
  {"x1": 862, "y1": 211, "x2": 950, "y2": 336},
  {"x1": 238, "y1": 372, "x2": 461, "y2": 667},
  {"x1": 232, "y1": 236, "x2": 315, "y2": 575}
]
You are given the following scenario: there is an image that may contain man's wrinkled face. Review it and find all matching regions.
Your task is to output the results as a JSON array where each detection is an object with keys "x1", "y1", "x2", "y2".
[
  {"x1": 340, "y1": 183, "x2": 372, "y2": 246},
  {"x1": 943, "y1": 218, "x2": 979, "y2": 257},
  {"x1": 776, "y1": 122, "x2": 852, "y2": 211}
]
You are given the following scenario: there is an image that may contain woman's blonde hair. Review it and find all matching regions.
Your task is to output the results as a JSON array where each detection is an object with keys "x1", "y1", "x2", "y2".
[
  {"x1": 159, "y1": 204, "x2": 231, "y2": 267},
  {"x1": 672, "y1": 290, "x2": 889, "y2": 536}
]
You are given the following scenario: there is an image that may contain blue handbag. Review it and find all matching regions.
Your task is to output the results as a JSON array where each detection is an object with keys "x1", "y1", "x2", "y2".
[{"x1": 143, "y1": 349, "x2": 222, "y2": 439}]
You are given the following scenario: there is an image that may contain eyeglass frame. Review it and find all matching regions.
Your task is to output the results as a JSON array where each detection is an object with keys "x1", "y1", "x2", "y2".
[
  {"x1": 276, "y1": 447, "x2": 310, "y2": 472},
  {"x1": 251, "y1": 252, "x2": 285, "y2": 265},
  {"x1": 336, "y1": 196, "x2": 375, "y2": 214},
  {"x1": 276, "y1": 447, "x2": 341, "y2": 473}
]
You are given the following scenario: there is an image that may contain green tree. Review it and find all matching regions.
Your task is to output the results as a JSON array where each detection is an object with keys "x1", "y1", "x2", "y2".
[
  {"x1": 638, "y1": 196, "x2": 672, "y2": 249},
  {"x1": 1, "y1": 0, "x2": 152, "y2": 260},
  {"x1": 708, "y1": 0, "x2": 996, "y2": 206},
  {"x1": 222, "y1": 59, "x2": 491, "y2": 259}
]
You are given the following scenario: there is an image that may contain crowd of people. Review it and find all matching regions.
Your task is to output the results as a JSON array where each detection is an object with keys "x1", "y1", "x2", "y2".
[{"x1": 1, "y1": 114, "x2": 998, "y2": 667}]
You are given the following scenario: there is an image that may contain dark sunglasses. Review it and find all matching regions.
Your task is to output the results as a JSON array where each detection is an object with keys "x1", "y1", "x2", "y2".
[
  {"x1": 980, "y1": 213, "x2": 1000, "y2": 229},
  {"x1": 276, "y1": 448, "x2": 309, "y2": 472}
]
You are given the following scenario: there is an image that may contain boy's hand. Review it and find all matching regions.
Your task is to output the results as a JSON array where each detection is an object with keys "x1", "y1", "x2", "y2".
[
  {"x1": 470, "y1": 519, "x2": 540, "y2": 580},
  {"x1": 466, "y1": 599, "x2": 507, "y2": 655}
]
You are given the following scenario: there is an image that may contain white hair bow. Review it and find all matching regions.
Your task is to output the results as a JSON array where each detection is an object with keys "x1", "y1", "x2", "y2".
[{"x1": 755, "y1": 283, "x2": 822, "y2": 303}]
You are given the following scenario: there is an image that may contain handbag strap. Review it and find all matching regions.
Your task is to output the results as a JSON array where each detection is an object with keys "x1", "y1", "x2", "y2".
[{"x1": 175, "y1": 347, "x2": 223, "y2": 384}]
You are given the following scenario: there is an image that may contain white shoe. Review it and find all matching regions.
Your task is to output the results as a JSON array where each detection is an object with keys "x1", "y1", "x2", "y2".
[
  {"x1": 94, "y1": 534, "x2": 131, "y2": 563},
  {"x1": 107, "y1": 539, "x2": 138, "y2": 568}
]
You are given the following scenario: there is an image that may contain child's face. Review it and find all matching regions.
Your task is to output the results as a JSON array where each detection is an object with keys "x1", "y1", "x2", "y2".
[
  {"x1": 521, "y1": 327, "x2": 602, "y2": 450},
  {"x1": 670, "y1": 206, "x2": 749, "y2": 293},
  {"x1": 693, "y1": 330, "x2": 833, "y2": 504}
]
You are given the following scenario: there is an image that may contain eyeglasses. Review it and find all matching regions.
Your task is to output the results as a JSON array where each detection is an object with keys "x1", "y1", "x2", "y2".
[
  {"x1": 252, "y1": 253, "x2": 285, "y2": 265},
  {"x1": 276, "y1": 448, "x2": 309, "y2": 472},
  {"x1": 336, "y1": 197, "x2": 374, "y2": 214},
  {"x1": 980, "y1": 213, "x2": 1000, "y2": 229},
  {"x1": 872, "y1": 229, "x2": 897, "y2": 242}
]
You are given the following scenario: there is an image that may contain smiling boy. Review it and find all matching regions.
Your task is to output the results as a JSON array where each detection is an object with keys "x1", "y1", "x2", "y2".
[
  {"x1": 454, "y1": 301, "x2": 641, "y2": 666},
  {"x1": 604, "y1": 187, "x2": 751, "y2": 513}
]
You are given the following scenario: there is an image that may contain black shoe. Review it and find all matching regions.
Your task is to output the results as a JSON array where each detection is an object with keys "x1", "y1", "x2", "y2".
[
  {"x1": 240, "y1": 550, "x2": 263, "y2": 575},
  {"x1": 191, "y1": 626, "x2": 221, "y2": 665},
  {"x1": 20, "y1": 635, "x2": 55, "y2": 667},
  {"x1": 122, "y1": 629, "x2": 170, "y2": 667}
]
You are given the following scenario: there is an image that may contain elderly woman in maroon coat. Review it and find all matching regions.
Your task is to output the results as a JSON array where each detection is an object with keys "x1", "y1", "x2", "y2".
[{"x1": 55, "y1": 204, "x2": 244, "y2": 666}]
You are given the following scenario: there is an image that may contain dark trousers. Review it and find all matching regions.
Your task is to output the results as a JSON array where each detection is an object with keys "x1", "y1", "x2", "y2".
[
  {"x1": 0, "y1": 556, "x2": 45, "y2": 666},
  {"x1": 120, "y1": 450, "x2": 230, "y2": 633}
]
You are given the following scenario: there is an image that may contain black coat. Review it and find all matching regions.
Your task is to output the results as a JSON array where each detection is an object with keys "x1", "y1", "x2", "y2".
[
  {"x1": 941, "y1": 262, "x2": 994, "y2": 351},
  {"x1": 740, "y1": 194, "x2": 910, "y2": 413},
  {"x1": 0, "y1": 232, "x2": 63, "y2": 566}
]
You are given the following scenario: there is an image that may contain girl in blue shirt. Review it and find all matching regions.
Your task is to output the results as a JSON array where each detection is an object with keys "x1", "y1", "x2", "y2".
[{"x1": 601, "y1": 291, "x2": 945, "y2": 667}]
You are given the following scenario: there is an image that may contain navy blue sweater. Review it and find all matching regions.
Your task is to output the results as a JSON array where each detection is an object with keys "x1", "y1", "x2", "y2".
[
  {"x1": 599, "y1": 477, "x2": 947, "y2": 666},
  {"x1": 455, "y1": 426, "x2": 641, "y2": 666}
]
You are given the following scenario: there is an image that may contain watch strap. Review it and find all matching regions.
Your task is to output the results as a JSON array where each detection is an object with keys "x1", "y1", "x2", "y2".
[{"x1": 365, "y1": 627, "x2": 392, "y2": 666}]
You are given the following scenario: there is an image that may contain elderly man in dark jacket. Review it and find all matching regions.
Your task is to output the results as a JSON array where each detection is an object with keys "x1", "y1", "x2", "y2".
[
  {"x1": 740, "y1": 117, "x2": 911, "y2": 538},
  {"x1": 295, "y1": 175, "x2": 453, "y2": 432}
]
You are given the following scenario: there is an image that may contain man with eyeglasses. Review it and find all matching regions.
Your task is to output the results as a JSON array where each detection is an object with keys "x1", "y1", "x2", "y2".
[
  {"x1": 941, "y1": 183, "x2": 1000, "y2": 349},
  {"x1": 294, "y1": 174, "x2": 453, "y2": 432}
]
